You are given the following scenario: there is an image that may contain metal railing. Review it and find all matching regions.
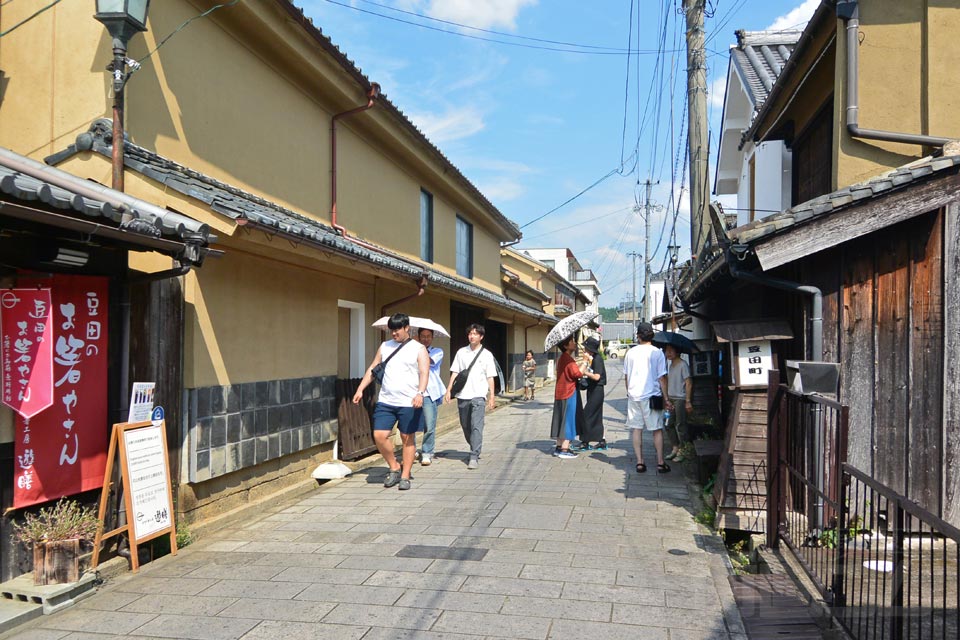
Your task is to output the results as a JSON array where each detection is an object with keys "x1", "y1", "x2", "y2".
[{"x1": 768, "y1": 373, "x2": 960, "y2": 640}]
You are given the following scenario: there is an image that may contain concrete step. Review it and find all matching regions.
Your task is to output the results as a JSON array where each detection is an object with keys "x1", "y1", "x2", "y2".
[
  {"x1": 0, "y1": 598, "x2": 43, "y2": 636},
  {"x1": 0, "y1": 571, "x2": 97, "y2": 618}
]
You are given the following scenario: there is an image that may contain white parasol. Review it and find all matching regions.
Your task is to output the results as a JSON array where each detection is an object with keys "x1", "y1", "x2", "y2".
[
  {"x1": 544, "y1": 310, "x2": 600, "y2": 351},
  {"x1": 372, "y1": 316, "x2": 450, "y2": 338}
]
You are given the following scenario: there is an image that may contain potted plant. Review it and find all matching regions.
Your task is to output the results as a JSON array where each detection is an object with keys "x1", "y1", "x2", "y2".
[{"x1": 12, "y1": 498, "x2": 100, "y2": 585}]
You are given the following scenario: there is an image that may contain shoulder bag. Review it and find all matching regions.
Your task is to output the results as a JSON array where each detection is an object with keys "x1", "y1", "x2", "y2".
[
  {"x1": 450, "y1": 347, "x2": 484, "y2": 396},
  {"x1": 371, "y1": 339, "x2": 411, "y2": 384}
]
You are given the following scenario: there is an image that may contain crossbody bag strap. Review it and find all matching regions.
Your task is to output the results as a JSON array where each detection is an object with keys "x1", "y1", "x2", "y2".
[
  {"x1": 381, "y1": 338, "x2": 411, "y2": 371},
  {"x1": 463, "y1": 346, "x2": 484, "y2": 377}
]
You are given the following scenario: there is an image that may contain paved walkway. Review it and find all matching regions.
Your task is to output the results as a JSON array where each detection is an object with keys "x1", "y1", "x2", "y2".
[{"x1": 4, "y1": 363, "x2": 746, "y2": 640}]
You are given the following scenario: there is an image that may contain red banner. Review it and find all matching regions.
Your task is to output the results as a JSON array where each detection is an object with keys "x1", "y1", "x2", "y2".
[
  {"x1": 1, "y1": 289, "x2": 54, "y2": 419},
  {"x1": 14, "y1": 276, "x2": 109, "y2": 508}
]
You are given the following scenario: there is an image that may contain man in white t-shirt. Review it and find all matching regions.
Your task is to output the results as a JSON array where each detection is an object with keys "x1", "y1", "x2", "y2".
[
  {"x1": 353, "y1": 313, "x2": 429, "y2": 490},
  {"x1": 444, "y1": 323, "x2": 497, "y2": 470},
  {"x1": 622, "y1": 322, "x2": 673, "y2": 474}
]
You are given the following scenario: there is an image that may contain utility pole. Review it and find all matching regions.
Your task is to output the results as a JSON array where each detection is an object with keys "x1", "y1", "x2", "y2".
[
  {"x1": 642, "y1": 179, "x2": 654, "y2": 322},
  {"x1": 684, "y1": 0, "x2": 710, "y2": 258},
  {"x1": 627, "y1": 250, "x2": 641, "y2": 324}
]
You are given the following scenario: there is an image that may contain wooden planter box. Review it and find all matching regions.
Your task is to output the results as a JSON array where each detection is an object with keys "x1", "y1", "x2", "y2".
[{"x1": 32, "y1": 539, "x2": 80, "y2": 585}]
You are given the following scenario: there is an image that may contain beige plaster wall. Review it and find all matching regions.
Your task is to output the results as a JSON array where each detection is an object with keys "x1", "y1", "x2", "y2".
[
  {"x1": 834, "y1": 1, "x2": 960, "y2": 187},
  {"x1": 0, "y1": 1, "x2": 512, "y2": 293}
]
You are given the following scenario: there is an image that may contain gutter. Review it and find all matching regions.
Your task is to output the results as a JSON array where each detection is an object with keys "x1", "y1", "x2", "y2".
[
  {"x1": 837, "y1": 0, "x2": 951, "y2": 148},
  {"x1": 727, "y1": 251, "x2": 822, "y2": 361}
]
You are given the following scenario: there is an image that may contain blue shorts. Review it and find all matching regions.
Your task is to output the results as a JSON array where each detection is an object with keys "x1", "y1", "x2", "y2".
[{"x1": 372, "y1": 403, "x2": 422, "y2": 435}]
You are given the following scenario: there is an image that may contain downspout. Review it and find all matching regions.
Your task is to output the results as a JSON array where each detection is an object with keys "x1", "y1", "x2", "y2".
[
  {"x1": 727, "y1": 252, "x2": 822, "y2": 361},
  {"x1": 837, "y1": 0, "x2": 951, "y2": 148},
  {"x1": 380, "y1": 274, "x2": 427, "y2": 317},
  {"x1": 523, "y1": 318, "x2": 541, "y2": 353},
  {"x1": 331, "y1": 83, "x2": 381, "y2": 236}
]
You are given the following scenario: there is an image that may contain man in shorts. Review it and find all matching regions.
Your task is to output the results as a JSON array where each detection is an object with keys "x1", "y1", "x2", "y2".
[
  {"x1": 622, "y1": 322, "x2": 674, "y2": 474},
  {"x1": 353, "y1": 313, "x2": 429, "y2": 490}
]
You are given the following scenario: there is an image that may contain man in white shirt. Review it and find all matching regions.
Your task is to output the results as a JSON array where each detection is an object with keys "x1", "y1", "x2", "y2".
[
  {"x1": 353, "y1": 314, "x2": 429, "y2": 490},
  {"x1": 444, "y1": 323, "x2": 497, "y2": 470},
  {"x1": 416, "y1": 327, "x2": 444, "y2": 466},
  {"x1": 622, "y1": 322, "x2": 674, "y2": 474}
]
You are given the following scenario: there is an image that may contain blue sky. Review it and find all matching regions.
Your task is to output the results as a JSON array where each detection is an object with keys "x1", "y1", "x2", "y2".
[{"x1": 299, "y1": 0, "x2": 820, "y2": 306}]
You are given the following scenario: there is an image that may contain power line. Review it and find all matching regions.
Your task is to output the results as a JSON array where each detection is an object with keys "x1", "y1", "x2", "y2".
[
  {"x1": 519, "y1": 206, "x2": 632, "y2": 242},
  {"x1": 322, "y1": 0, "x2": 687, "y2": 56},
  {"x1": 0, "y1": 0, "x2": 63, "y2": 38},
  {"x1": 138, "y1": 0, "x2": 241, "y2": 65},
  {"x1": 518, "y1": 168, "x2": 619, "y2": 229},
  {"x1": 354, "y1": 0, "x2": 638, "y2": 53}
]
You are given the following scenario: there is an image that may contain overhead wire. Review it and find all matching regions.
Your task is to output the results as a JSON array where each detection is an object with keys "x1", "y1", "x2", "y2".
[
  {"x1": 0, "y1": 0, "x2": 63, "y2": 38},
  {"x1": 137, "y1": 1, "x2": 241, "y2": 65}
]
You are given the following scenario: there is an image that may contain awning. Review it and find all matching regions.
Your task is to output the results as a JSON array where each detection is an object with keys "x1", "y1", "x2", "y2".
[{"x1": 712, "y1": 318, "x2": 794, "y2": 343}]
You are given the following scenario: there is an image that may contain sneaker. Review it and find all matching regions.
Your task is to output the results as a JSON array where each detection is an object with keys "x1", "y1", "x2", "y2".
[
  {"x1": 414, "y1": 450, "x2": 422, "y2": 461},
  {"x1": 552, "y1": 447, "x2": 562, "y2": 457},
  {"x1": 421, "y1": 454, "x2": 432, "y2": 466},
  {"x1": 383, "y1": 469, "x2": 401, "y2": 488},
  {"x1": 467, "y1": 458, "x2": 479, "y2": 470},
  {"x1": 398, "y1": 478, "x2": 412, "y2": 490},
  {"x1": 557, "y1": 450, "x2": 578, "y2": 459},
  {"x1": 573, "y1": 442, "x2": 593, "y2": 452},
  {"x1": 595, "y1": 440, "x2": 608, "y2": 451}
]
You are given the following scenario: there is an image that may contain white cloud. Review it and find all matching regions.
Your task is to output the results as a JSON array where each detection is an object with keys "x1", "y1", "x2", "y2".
[
  {"x1": 420, "y1": 0, "x2": 538, "y2": 31},
  {"x1": 407, "y1": 106, "x2": 485, "y2": 143},
  {"x1": 478, "y1": 177, "x2": 526, "y2": 202},
  {"x1": 708, "y1": 75, "x2": 728, "y2": 110},
  {"x1": 766, "y1": 0, "x2": 819, "y2": 32}
]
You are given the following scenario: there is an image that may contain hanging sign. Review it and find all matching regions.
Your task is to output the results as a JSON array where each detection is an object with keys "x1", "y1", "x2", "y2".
[
  {"x1": 93, "y1": 420, "x2": 177, "y2": 573},
  {"x1": 13, "y1": 276, "x2": 109, "y2": 509},
  {"x1": 1, "y1": 288, "x2": 54, "y2": 419}
]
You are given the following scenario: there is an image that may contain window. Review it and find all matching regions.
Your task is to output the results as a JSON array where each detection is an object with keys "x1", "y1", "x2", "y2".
[
  {"x1": 420, "y1": 189, "x2": 433, "y2": 262},
  {"x1": 791, "y1": 97, "x2": 833, "y2": 206},
  {"x1": 455, "y1": 215, "x2": 473, "y2": 278},
  {"x1": 541, "y1": 259, "x2": 555, "y2": 270}
]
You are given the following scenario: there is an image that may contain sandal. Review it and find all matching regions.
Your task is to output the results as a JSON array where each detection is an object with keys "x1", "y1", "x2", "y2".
[
  {"x1": 657, "y1": 463, "x2": 671, "y2": 474},
  {"x1": 636, "y1": 462, "x2": 647, "y2": 473}
]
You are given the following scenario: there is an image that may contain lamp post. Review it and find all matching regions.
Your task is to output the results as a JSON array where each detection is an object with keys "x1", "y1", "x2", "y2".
[{"x1": 94, "y1": 0, "x2": 150, "y2": 193}]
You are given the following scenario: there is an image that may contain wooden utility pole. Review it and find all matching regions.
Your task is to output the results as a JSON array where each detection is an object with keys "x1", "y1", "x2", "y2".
[
  {"x1": 642, "y1": 179, "x2": 654, "y2": 322},
  {"x1": 684, "y1": 0, "x2": 710, "y2": 257}
]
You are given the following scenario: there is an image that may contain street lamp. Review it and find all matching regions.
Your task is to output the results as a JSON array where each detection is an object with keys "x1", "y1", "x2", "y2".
[{"x1": 94, "y1": 0, "x2": 151, "y2": 193}]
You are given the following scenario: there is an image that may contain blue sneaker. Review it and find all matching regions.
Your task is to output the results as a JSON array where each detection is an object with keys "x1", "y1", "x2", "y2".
[
  {"x1": 594, "y1": 440, "x2": 608, "y2": 451},
  {"x1": 557, "y1": 450, "x2": 578, "y2": 459},
  {"x1": 573, "y1": 442, "x2": 593, "y2": 452}
]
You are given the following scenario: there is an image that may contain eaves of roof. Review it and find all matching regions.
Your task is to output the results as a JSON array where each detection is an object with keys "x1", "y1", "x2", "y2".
[
  {"x1": 275, "y1": 1, "x2": 520, "y2": 241},
  {"x1": 729, "y1": 29, "x2": 802, "y2": 110},
  {"x1": 739, "y1": 1, "x2": 836, "y2": 148},
  {"x1": 64, "y1": 134, "x2": 550, "y2": 322},
  {"x1": 501, "y1": 266, "x2": 550, "y2": 302}
]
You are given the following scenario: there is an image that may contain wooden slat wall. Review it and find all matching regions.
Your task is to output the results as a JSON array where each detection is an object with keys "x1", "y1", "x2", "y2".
[
  {"x1": 943, "y1": 204, "x2": 960, "y2": 526},
  {"x1": 716, "y1": 390, "x2": 768, "y2": 532}
]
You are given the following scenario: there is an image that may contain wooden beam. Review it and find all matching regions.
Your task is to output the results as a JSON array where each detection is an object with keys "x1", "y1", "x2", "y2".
[
  {"x1": 943, "y1": 203, "x2": 960, "y2": 527},
  {"x1": 754, "y1": 172, "x2": 960, "y2": 271}
]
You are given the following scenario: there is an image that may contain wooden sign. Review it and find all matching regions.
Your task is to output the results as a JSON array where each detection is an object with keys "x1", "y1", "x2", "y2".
[
  {"x1": 92, "y1": 420, "x2": 177, "y2": 572},
  {"x1": 734, "y1": 339, "x2": 774, "y2": 388}
]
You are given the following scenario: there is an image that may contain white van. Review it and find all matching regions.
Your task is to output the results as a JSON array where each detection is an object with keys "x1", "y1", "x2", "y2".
[{"x1": 605, "y1": 341, "x2": 630, "y2": 359}]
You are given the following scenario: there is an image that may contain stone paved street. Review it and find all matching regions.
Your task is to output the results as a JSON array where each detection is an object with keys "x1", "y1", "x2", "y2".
[{"x1": 3, "y1": 363, "x2": 745, "y2": 640}]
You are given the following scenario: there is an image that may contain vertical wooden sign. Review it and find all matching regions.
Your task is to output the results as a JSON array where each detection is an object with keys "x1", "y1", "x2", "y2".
[{"x1": 92, "y1": 420, "x2": 177, "y2": 572}]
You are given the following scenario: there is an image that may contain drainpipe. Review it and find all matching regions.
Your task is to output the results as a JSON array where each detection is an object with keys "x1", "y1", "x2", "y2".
[
  {"x1": 380, "y1": 275, "x2": 427, "y2": 317},
  {"x1": 726, "y1": 253, "x2": 822, "y2": 361},
  {"x1": 523, "y1": 318, "x2": 542, "y2": 353},
  {"x1": 837, "y1": 0, "x2": 951, "y2": 148},
  {"x1": 331, "y1": 83, "x2": 381, "y2": 236}
]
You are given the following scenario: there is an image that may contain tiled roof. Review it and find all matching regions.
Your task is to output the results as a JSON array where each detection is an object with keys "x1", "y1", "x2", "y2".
[
  {"x1": 54, "y1": 127, "x2": 551, "y2": 322},
  {"x1": 731, "y1": 155, "x2": 960, "y2": 245},
  {"x1": 730, "y1": 30, "x2": 803, "y2": 111},
  {"x1": 0, "y1": 146, "x2": 212, "y2": 247}
]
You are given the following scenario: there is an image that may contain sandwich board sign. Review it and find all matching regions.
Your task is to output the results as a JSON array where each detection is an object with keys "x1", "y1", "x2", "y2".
[{"x1": 92, "y1": 418, "x2": 177, "y2": 572}]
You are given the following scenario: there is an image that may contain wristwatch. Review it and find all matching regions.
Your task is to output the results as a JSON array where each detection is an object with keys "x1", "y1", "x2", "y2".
[{"x1": 417, "y1": 390, "x2": 427, "y2": 396}]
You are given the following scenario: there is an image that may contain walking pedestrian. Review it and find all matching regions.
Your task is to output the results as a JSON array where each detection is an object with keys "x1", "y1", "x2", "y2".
[
  {"x1": 416, "y1": 327, "x2": 444, "y2": 466},
  {"x1": 522, "y1": 350, "x2": 537, "y2": 401},
  {"x1": 551, "y1": 335, "x2": 589, "y2": 459},
  {"x1": 622, "y1": 322, "x2": 673, "y2": 473},
  {"x1": 444, "y1": 323, "x2": 498, "y2": 470},
  {"x1": 663, "y1": 344, "x2": 693, "y2": 463},
  {"x1": 353, "y1": 313, "x2": 429, "y2": 490},
  {"x1": 575, "y1": 336, "x2": 607, "y2": 451}
]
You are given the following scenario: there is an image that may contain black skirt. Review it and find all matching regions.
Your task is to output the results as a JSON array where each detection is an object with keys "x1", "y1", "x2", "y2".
[{"x1": 581, "y1": 386, "x2": 605, "y2": 442}]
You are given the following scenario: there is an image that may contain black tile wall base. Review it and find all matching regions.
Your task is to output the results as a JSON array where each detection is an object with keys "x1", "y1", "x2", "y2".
[{"x1": 187, "y1": 375, "x2": 338, "y2": 483}]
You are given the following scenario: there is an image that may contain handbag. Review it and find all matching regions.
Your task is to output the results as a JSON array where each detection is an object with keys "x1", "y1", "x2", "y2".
[
  {"x1": 649, "y1": 395, "x2": 664, "y2": 411},
  {"x1": 371, "y1": 339, "x2": 410, "y2": 384},
  {"x1": 450, "y1": 347, "x2": 484, "y2": 396}
]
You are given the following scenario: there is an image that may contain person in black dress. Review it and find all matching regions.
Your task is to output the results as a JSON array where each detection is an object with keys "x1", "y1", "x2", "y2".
[{"x1": 575, "y1": 336, "x2": 607, "y2": 451}]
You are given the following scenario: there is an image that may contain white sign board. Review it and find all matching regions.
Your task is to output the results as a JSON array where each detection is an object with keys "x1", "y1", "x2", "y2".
[
  {"x1": 737, "y1": 339, "x2": 773, "y2": 387},
  {"x1": 122, "y1": 424, "x2": 172, "y2": 540},
  {"x1": 128, "y1": 382, "x2": 156, "y2": 422}
]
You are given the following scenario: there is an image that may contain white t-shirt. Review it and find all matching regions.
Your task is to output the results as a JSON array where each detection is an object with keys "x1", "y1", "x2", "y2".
[
  {"x1": 377, "y1": 339, "x2": 426, "y2": 407},
  {"x1": 623, "y1": 343, "x2": 668, "y2": 401},
  {"x1": 450, "y1": 345, "x2": 497, "y2": 400}
]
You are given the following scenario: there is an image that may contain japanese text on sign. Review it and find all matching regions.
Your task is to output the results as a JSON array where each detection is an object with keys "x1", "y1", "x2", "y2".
[
  {"x1": 736, "y1": 340, "x2": 773, "y2": 387},
  {"x1": 123, "y1": 424, "x2": 172, "y2": 540}
]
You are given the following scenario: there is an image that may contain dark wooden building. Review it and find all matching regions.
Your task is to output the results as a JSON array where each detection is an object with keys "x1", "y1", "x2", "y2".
[{"x1": 682, "y1": 155, "x2": 960, "y2": 527}]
